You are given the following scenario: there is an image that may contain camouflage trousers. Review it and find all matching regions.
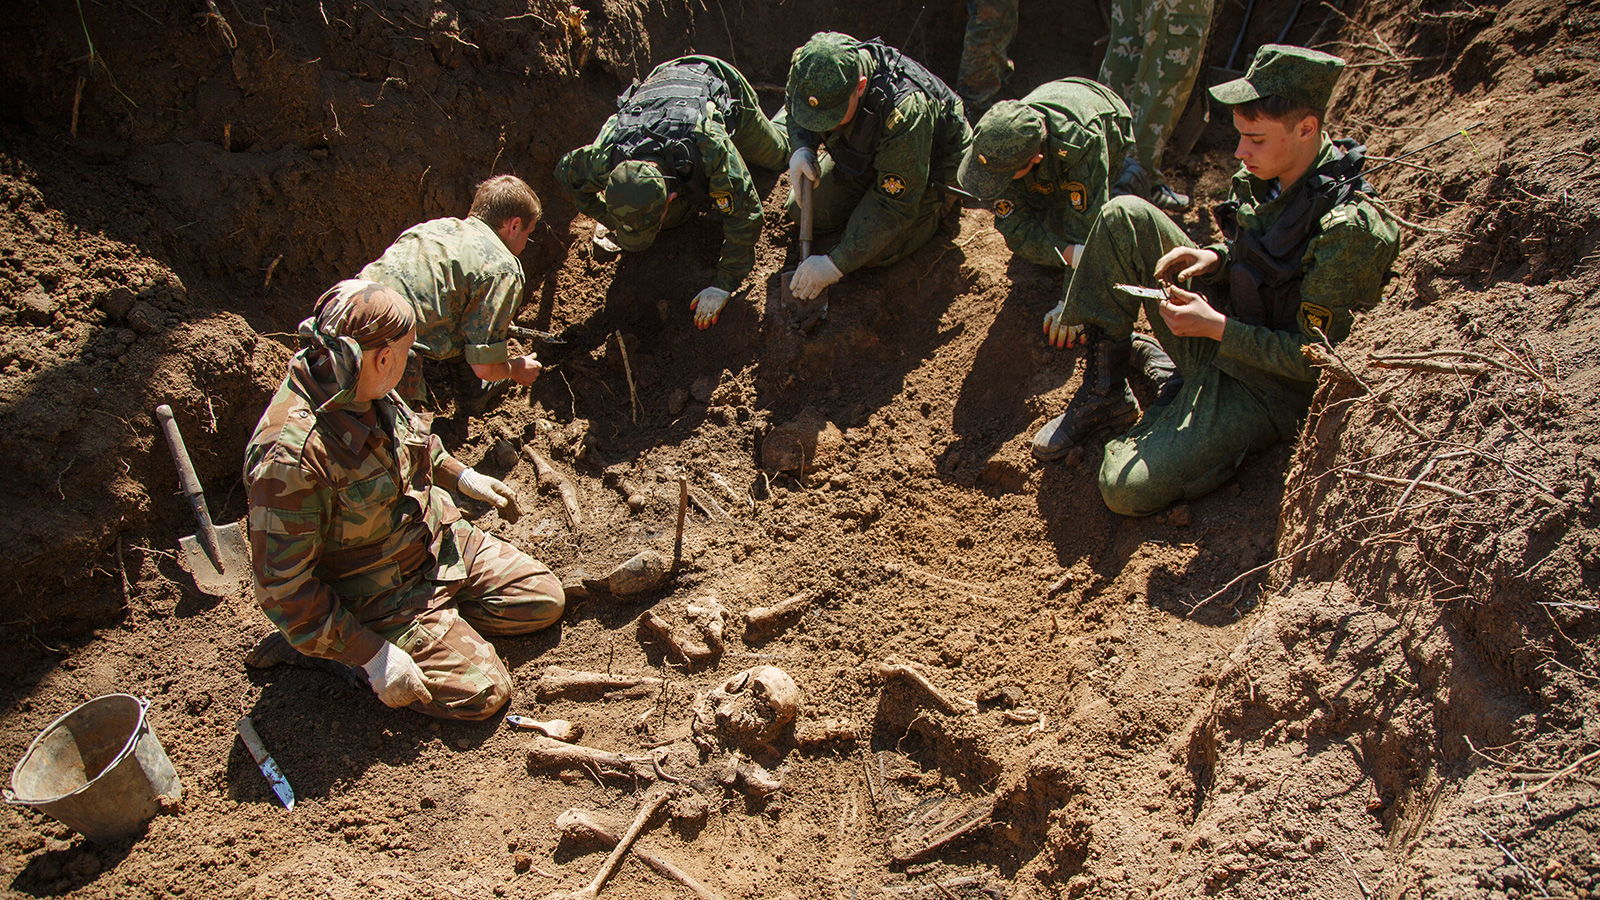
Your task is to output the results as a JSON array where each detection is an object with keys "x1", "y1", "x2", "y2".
[
  {"x1": 359, "y1": 525, "x2": 564, "y2": 720},
  {"x1": 956, "y1": 0, "x2": 1019, "y2": 108},
  {"x1": 1063, "y1": 196, "x2": 1303, "y2": 515},
  {"x1": 1097, "y1": 0, "x2": 1215, "y2": 173}
]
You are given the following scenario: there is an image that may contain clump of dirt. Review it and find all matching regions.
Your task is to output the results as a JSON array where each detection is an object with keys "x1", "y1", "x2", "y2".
[{"x1": 1, "y1": 0, "x2": 1598, "y2": 898}]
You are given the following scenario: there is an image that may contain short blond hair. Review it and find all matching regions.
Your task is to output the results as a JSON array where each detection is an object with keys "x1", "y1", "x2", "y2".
[{"x1": 469, "y1": 175, "x2": 541, "y2": 230}]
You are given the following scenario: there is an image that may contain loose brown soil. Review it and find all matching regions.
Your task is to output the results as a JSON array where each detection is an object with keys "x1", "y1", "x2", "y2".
[{"x1": 1, "y1": 1, "x2": 1597, "y2": 898}]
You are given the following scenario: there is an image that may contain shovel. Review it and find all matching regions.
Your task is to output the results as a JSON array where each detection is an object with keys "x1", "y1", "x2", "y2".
[
  {"x1": 156, "y1": 404, "x2": 251, "y2": 595},
  {"x1": 779, "y1": 175, "x2": 830, "y2": 329}
]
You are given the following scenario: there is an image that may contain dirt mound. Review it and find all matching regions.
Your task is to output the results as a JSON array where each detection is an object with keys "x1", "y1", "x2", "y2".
[{"x1": 1, "y1": 0, "x2": 1597, "y2": 897}]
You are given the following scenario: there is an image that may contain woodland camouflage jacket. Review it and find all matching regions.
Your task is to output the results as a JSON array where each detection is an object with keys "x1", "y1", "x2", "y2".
[{"x1": 243, "y1": 350, "x2": 471, "y2": 666}]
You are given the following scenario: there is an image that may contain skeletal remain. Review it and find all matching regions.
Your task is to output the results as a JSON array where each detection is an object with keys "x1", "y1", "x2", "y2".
[
  {"x1": 639, "y1": 596, "x2": 726, "y2": 667},
  {"x1": 795, "y1": 717, "x2": 858, "y2": 749},
  {"x1": 526, "y1": 735, "x2": 659, "y2": 782},
  {"x1": 890, "y1": 797, "x2": 995, "y2": 864},
  {"x1": 743, "y1": 591, "x2": 813, "y2": 640},
  {"x1": 523, "y1": 445, "x2": 582, "y2": 529},
  {"x1": 691, "y1": 665, "x2": 801, "y2": 755},
  {"x1": 556, "y1": 807, "x2": 726, "y2": 900},
  {"x1": 535, "y1": 666, "x2": 662, "y2": 700},
  {"x1": 600, "y1": 548, "x2": 670, "y2": 596},
  {"x1": 546, "y1": 789, "x2": 669, "y2": 900},
  {"x1": 876, "y1": 663, "x2": 977, "y2": 715}
]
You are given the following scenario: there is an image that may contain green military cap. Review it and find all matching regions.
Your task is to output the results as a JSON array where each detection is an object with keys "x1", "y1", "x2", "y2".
[
  {"x1": 603, "y1": 160, "x2": 670, "y2": 251},
  {"x1": 787, "y1": 32, "x2": 864, "y2": 133},
  {"x1": 1209, "y1": 44, "x2": 1346, "y2": 112},
  {"x1": 957, "y1": 100, "x2": 1046, "y2": 200}
]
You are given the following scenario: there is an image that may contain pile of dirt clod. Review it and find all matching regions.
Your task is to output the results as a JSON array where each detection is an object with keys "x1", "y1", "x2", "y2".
[{"x1": 1, "y1": 0, "x2": 1597, "y2": 898}]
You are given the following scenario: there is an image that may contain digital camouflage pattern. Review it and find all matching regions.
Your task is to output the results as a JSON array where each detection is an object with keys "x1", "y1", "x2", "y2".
[
  {"x1": 555, "y1": 56, "x2": 788, "y2": 292},
  {"x1": 964, "y1": 78, "x2": 1133, "y2": 269},
  {"x1": 1061, "y1": 138, "x2": 1398, "y2": 514},
  {"x1": 1097, "y1": 0, "x2": 1215, "y2": 174},
  {"x1": 357, "y1": 216, "x2": 524, "y2": 367},
  {"x1": 244, "y1": 344, "x2": 563, "y2": 720},
  {"x1": 1208, "y1": 44, "x2": 1346, "y2": 113},
  {"x1": 956, "y1": 0, "x2": 1018, "y2": 108},
  {"x1": 784, "y1": 41, "x2": 972, "y2": 272}
]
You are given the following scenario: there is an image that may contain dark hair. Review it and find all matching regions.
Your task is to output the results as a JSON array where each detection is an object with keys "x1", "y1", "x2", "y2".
[
  {"x1": 470, "y1": 175, "x2": 542, "y2": 229},
  {"x1": 1231, "y1": 94, "x2": 1323, "y2": 128}
]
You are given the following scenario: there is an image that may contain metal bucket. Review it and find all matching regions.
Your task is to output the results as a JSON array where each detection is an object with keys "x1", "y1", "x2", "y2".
[{"x1": 6, "y1": 694, "x2": 182, "y2": 842}]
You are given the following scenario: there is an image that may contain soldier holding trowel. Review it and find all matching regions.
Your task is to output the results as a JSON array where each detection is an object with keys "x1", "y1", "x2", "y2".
[
  {"x1": 1030, "y1": 45, "x2": 1399, "y2": 516},
  {"x1": 242, "y1": 279, "x2": 564, "y2": 721},
  {"x1": 781, "y1": 32, "x2": 973, "y2": 303},
  {"x1": 358, "y1": 174, "x2": 543, "y2": 412},
  {"x1": 555, "y1": 54, "x2": 789, "y2": 330}
]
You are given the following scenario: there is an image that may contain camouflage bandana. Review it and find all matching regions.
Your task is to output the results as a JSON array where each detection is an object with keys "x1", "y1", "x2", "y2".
[
  {"x1": 604, "y1": 160, "x2": 670, "y2": 250},
  {"x1": 296, "y1": 279, "x2": 415, "y2": 410}
]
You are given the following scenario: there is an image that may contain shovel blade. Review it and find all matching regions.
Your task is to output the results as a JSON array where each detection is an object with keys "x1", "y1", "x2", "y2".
[
  {"x1": 778, "y1": 270, "x2": 829, "y2": 331},
  {"x1": 178, "y1": 522, "x2": 252, "y2": 596}
]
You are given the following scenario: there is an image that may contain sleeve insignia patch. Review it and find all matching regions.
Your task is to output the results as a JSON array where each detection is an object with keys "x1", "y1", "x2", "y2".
[
  {"x1": 710, "y1": 191, "x2": 732, "y2": 214},
  {"x1": 1064, "y1": 181, "x2": 1088, "y2": 211},
  {"x1": 1299, "y1": 302, "x2": 1333, "y2": 335},
  {"x1": 1027, "y1": 181, "x2": 1054, "y2": 195},
  {"x1": 879, "y1": 173, "x2": 908, "y2": 197},
  {"x1": 993, "y1": 198, "x2": 1014, "y2": 219}
]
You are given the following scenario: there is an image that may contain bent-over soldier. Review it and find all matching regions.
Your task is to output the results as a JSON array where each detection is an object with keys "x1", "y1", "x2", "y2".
[
  {"x1": 244, "y1": 280, "x2": 564, "y2": 720},
  {"x1": 555, "y1": 55, "x2": 788, "y2": 329},
  {"x1": 1032, "y1": 45, "x2": 1400, "y2": 516},
  {"x1": 359, "y1": 175, "x2": 543, "y2": 408},
  {"x1": 783, "y1": 32, "x2": 973, "y2": 302}
]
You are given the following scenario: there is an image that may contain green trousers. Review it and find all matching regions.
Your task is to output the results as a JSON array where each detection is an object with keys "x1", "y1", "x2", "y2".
[{"x1": 1063, "y1": 196, "x2": 1304, "y2": 516}]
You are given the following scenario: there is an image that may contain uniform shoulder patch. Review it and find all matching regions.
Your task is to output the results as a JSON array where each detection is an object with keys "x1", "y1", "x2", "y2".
[
  {"x1": 1063, "y1": 181, "x2": 1088, "y2": 211},
  {"x1": 1299, "y1": 302, "x2": 1333, "y2": 335},
  {"x1": 709, "y1": 191, "x2": 732, "y2": 214},
  {"x1": 993, "y1": 198, "x2": 1014, "y2": 219},
  {"x1": 1319, "y1": 204, "x2": 1356, "y2": 230},
  {"x1": 879, "y1": 173, "x2": 907, "y2": 197},
  {"x1": 1027, "y1": 181, "x2": 1054, "y2": 195}
]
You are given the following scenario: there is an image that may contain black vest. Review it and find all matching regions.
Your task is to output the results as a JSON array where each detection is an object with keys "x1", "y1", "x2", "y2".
[
  {"x1": 1220, "y1": 140, "x2": 1373, "y2": 331},
  {"x1": 607, "y1": 61, "x2": 736, "y2": 189},
  {"x1": 827, "y1": 40, "x2": 961, "y2": 177}
]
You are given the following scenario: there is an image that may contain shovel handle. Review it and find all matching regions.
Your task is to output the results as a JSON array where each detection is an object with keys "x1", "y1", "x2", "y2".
[
  {"x1": 798, "y1": 175, "x2": 815, "y2": 259},
  {"x1": 155, "y1": 404, "x2": 223, "y2": 557}
]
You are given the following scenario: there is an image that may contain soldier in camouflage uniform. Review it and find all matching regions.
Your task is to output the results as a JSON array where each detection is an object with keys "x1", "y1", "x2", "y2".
[
  {"x1": 957, "y1": 78, "x2": 1133, "y2": 276},
  {"x1": 1033, "y1": 46, "x2": 1401, "y2": 516},
  {"x1": 359, "y1": 175, "x2": 543, "y2": 407},
  {"x1": 956, "y1": 0, "x2": 1019, "y2": 114},
  {"x1": 244, "y1": 280, "x2": 564, "y2": 720},
  {"x1": 783, "y1": 32, "x2": 973, "y2": 301},
  {"x1": 1098, "y1": 0, "x2": 1216, "y2": 211},
  {"x1": 555, "y1": 55, "x2": 788, "y2": 329}
]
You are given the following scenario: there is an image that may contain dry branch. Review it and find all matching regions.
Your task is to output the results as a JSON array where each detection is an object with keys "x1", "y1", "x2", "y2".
[
  {"x1": 1344, "y1": 469, "x2": 1469, "y2": 497},
  {"x1": 557, "y1": 809, "x2": 726, "y2": 900},
  {"x1": 549, "y1": 790, "x2": 670, "y2": 900}
]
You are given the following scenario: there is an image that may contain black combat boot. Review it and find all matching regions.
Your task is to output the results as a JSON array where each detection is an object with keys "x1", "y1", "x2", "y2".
[
  {"x1": 1131, "y1": 333, "x2": 1183, "y2": 408},
  {"x1": 1031, "y1": 334, "x2": 1137, "y2": 461}
]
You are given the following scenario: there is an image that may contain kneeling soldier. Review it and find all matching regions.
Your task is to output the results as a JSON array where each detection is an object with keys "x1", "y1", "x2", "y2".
[
  {"x1": 244, "y1": 280, "x2": 565, "y2": 720},
  {"x1": 555, "y1": 55, "x2": 788, "y2": 329},
  {"x1": 783, "y1": 32, "x2": 973, "y2": 302},
  {"x1": 1031, "y1": 45, "x2": 1400, "y2": 516}
]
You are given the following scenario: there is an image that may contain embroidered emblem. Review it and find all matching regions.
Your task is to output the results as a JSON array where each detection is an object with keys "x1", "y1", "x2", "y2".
[
  {"x1": 1028, "y1": 181, "x2": 1054, "y2": 195},
  {"x1": 978, "y1": 153, "x2": 989, "y2": 165},
  {"x1": 1299, "y1": 302, "x2": 1333, "y2": 335},
  {"x1": 993, "y1": 199, "x2": 1014, "y2": 219},
  {"x1": 879, "y1": 174, "x2": 907, "y2": 197},
  {"x1": 710, "y1": 191, "x2": 732, "y2": 214},
  {"x1": 807, "y1": 95, "x2": 820, "y2": 107},
  {"x1": 1064, "y1": 181, "x2": 1088, "y2": 211}
]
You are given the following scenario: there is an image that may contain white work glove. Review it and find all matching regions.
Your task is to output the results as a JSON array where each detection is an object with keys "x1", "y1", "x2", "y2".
[
  {"x1": 361, "y1": 641, "x2": 432, "y2": 708},
  {"x1": 788, "y1": 146, "x2": 820, "y2": 187},
  {"x1": 690, "y1": 286, "x2": 730, "y2": 330},
  {"x1": 790, "y1": 254, "x2": 842, "y2": 300},
  {"x1": 1062, "y1": 243, "x2": 1085, "y2": 267},
  {"x1": 1043, "y1": 300, "x2": 1086, "y2": 349},
  {"x1": 591, "y1": 222, "x2": 622, "y2": 253},
  {"x1": 458, "y1": 467, "x2": 515, "y2": 509}
]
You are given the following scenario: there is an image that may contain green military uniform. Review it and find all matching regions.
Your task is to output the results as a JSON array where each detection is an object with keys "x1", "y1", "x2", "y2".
[
  {"x1": 245, "y1": 291, "x2": 563, "y2": 721},
  {"x1": 1098, "y1": 0, "x2": 1215, "y2": 179},
  {"x1": 956, "y1": 0, "x2": 1019, "y2": 110},
  {"x1": 555, "y1": 55, "x2": 788, "y2": 292},
  {"x1": 957, "y1": 78, "x2": 1133, "y2": 269},
  {"x1": 785, "y1": 33, "x2": 973, "y2": 272},
  {"x1": 1045, "y1": 46, "x2": 1400, "y2": 515}
]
